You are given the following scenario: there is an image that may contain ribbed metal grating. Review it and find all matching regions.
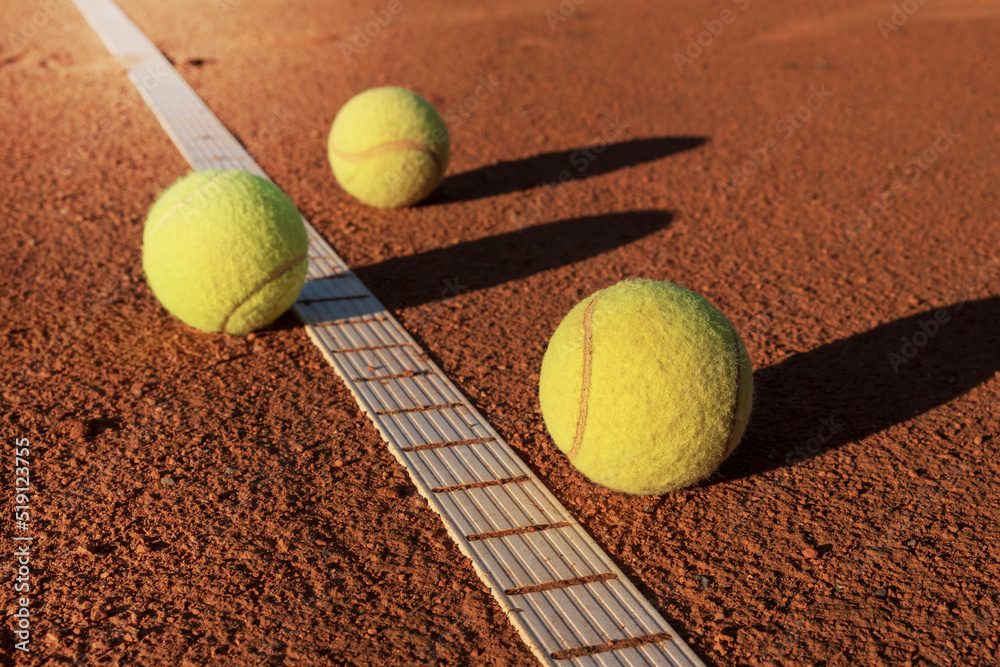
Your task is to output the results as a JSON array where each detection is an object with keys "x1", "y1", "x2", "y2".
[{"x1": 72, "y1": 2, "x2": 706, "y2": 664}]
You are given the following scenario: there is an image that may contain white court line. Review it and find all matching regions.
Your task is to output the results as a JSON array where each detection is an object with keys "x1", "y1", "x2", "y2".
[{"x1": 71, "y1": 1, "x2": 707, "y2": 664}]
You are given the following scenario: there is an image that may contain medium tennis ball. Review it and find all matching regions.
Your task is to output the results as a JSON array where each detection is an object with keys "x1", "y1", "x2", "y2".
[
  {"x1": 538, "y1": 279, "x2": 753, "y2": 495},
  {"x1": 328, "y1": 86, "x2": 450, "y2": 208},
  {"x1": 142, "y1": 169, "x2": 309, "y2": 335}
]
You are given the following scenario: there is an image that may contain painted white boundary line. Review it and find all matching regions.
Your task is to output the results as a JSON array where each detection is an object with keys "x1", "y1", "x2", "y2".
[{"x1": 71, "y1": 1, "x2": 706, "y2": 664}]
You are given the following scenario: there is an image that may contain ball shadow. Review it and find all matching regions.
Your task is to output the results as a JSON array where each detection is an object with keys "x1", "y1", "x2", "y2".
[
  {"x1": 716, "y1": 297, "x2": 1000, "y2": 482},
  {"x1": 353, "y1": 210, "x2": 673, "y2": 310},
  {"x1": 428, "y1": 136, "x2": 707, "y2": 205}
]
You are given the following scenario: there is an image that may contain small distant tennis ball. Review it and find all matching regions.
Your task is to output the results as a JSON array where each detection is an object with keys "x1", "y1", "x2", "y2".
[
  {"x1": 142, "y1": 169, "x2": 309, "y2": 335},
  {"x1": 328, "y1": 86, "x2": 450, "y2": 208},
  {"x1": 538, "y1": 279, "x2": 753, "y2": 495}
]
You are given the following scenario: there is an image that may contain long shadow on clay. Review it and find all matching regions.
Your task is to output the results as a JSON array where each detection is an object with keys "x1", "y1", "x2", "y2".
[
  {"x1": 716, "y1": 297, "x2": 1000, "y2": 483},
  {"x1": 353, "y1": 210, "x2": 672, "y2": 310},
  {"x1": 428, "y1": 136, "x2": 707, "y2": 205}
]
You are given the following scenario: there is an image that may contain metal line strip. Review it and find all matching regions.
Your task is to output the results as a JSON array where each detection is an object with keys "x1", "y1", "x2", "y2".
[{"x1": 71, "y1": 2, "x2": 706, "y2": 664}]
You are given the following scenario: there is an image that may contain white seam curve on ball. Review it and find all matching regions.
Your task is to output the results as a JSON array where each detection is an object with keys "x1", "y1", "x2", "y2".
[
  {"x1": 569, "y1": 297, "x2": 598, "y2": 461},
  {"x1": 145, "y1": 170, "x2": 230, "y2": 242},
  {"x1": 330, "y1": 140, "x2": 443, "y2": 183},
  {"x1": 219, "y1": 253, "x2": 308, "y2": 333}
]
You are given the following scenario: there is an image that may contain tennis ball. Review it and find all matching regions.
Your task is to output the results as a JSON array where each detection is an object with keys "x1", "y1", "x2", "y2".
[
  {"x1": 142, "y1": 169, "x2": 309, "y2": 335},
  {"x1": 538, "y1": 279, "x2": 753, "y2": 495},
  {"x1": 328, "y1": 86, "x2": 450, "y2": 208}
]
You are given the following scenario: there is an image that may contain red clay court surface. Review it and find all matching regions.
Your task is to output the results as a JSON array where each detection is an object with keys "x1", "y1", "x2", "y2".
[{"x1": 2, "y1": 0, "x2": 999, "y2": 665}]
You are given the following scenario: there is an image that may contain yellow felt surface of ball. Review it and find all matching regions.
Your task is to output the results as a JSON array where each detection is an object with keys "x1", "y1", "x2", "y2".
[
  {"x1": 328, "y1": 87, "x2": 450, "y2": 209},
  {"x1": 142, "y1": 169, "x2": 309, "y2": 335},
  {"x1": 538, "y1": 279, "x2": 753, "y2": 495}
]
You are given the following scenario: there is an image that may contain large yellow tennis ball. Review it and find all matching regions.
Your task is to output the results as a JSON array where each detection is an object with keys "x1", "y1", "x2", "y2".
[
  {"x1": 328, "y1": 87, "x2": 450, "y2": 208},
  {"x1": 142, "y1": 169, "x2": 309, "y2": 335},
  {"x1": 538, "y1": 279, "x2": 753, "y2": 495}
]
